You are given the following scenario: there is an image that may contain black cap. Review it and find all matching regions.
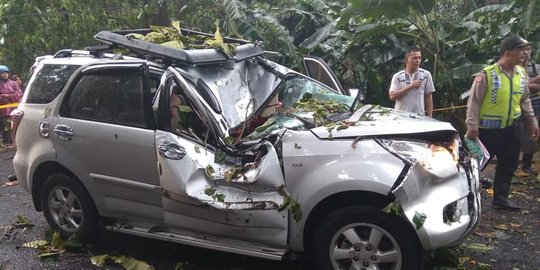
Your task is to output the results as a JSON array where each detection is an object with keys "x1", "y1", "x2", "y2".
[{"x1": 499, "y1": 35, "x2": 532, "y2": 53}]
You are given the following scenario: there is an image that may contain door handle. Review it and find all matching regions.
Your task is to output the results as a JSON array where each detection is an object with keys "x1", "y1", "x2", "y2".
[
  {"x1": 158, "y1": 142, "x2": 186, "y2": 160},
  {"x1": 53, "y1": 124, "x2": 74, "y2": 141}
]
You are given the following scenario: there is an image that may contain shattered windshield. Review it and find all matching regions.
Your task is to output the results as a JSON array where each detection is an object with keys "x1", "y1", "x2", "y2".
[
  {"x1": 279, "y1": 75, "x2": 354, "y2": 114},
  {"x1": 246, "y1": 75, "x2": 355, "y2": 139}
]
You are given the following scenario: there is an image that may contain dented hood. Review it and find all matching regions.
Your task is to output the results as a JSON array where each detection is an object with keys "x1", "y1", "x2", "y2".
[{"x1": 311, "y1": 105, "x2": 457, "y2": 139}]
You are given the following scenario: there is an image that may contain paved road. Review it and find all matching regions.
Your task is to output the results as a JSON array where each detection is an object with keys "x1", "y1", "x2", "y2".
[{"x1": 0, "y1": 150, "x2": 301, "y2": 270}]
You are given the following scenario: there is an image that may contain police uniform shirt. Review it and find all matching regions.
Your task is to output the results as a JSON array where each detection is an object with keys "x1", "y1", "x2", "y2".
[{"x1": 389, "y1": 68, "x2": 435, "y2": 115}]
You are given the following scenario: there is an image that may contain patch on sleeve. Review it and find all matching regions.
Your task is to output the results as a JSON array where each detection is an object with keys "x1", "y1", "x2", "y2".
[{"x1": 476, "y1": 76, "x2": 483, "y2": 82}]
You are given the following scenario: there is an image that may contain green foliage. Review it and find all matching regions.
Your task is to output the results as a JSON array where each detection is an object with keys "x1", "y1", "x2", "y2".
[
  {"x1": 277, "y1": 187, "x2": 303, "y2": 222},
  {"x1": 1, "y1": 0, "x2": 538, "y2": 134},
  {"x1": 21, "y1": 231, "x2": 65, "y2": 259},
  {"x1": 0, "y1": 0, "x2": 151, "y2": 79}
]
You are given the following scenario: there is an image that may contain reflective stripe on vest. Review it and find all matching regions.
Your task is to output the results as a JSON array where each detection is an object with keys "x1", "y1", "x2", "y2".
[{"x1": 479, "y1": 64, "x2": 526, "y2": 129}]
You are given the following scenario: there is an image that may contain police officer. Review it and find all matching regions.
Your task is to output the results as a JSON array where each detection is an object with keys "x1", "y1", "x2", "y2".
[{"x1": 466, "y1": 35, "x2": 540, "y2": 211}]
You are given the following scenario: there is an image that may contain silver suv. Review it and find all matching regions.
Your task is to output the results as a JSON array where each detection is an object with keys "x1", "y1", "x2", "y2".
[{"x1": 12, "y1": 30, "x2": 481, "y2": 270}]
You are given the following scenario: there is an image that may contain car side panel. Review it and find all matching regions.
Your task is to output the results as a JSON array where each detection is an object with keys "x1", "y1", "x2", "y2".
[
  {"x1": 281, "y1": 130, "x2": 404, "y2": 251},
  {"x1": 12, "y1": 103, "x2": 58, "y2": 193}
]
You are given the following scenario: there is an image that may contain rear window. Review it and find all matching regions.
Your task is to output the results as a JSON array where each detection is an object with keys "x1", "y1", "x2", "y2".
[{"x1": 26, "y1": 64, "x2": 80, "y2": 104}]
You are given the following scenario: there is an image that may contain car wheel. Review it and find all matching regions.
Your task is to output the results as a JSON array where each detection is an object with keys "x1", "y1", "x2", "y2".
[
  {"x1": 41, "y1": 173, "x2": 98, "y2": 240},
  {"x1": 312, "y1": 205, "x2": 421, "y2": 270}
]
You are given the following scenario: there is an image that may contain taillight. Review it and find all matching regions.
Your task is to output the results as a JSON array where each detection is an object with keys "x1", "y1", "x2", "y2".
[{"x1": 10, "y1": 109, "x2": 24, "y2": 144}]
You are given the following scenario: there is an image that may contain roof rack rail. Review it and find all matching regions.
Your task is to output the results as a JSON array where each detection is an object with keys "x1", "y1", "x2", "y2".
[
  {"x1": 53, "y1": 48, "x2": 114, "y2": 59},
  {"x1": 94, "y1": 29, "x2": 264, "y2": 65},
  {"x1": 53, "y1": 49, "x2": 75, "y2": 58},
  {"x1": 84, "y1": 45, "x2": 114, "y2": 58}
]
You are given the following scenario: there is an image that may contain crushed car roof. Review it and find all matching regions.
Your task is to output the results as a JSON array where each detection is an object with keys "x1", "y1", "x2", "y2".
[{"x1": 94, "y1": 29, "x2": 265, "y2": 65}]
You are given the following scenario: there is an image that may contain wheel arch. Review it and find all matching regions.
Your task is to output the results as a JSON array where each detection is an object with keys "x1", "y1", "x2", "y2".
[
  {"x1": 302, "y1": 190, "x2": 420, "y2": 254},
  {"x1": 31, "y1": 161, "x2": 85, "y2": 211}
]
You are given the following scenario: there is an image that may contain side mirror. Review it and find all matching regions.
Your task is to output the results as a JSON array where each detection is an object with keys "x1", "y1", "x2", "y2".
[{"x1": 348, "y1": 88, "x2": 365, "y2": 102}]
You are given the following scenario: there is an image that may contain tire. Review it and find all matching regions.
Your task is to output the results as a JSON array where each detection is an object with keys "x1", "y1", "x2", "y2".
[
  {"x1": 312, "y1": 205, "x2": 421, "y2": 270},
  {"x1": 41, "y1": 173, "x2": 99, "y2": 240}
]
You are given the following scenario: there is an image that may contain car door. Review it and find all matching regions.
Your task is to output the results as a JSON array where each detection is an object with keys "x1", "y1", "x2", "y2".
[
  {"x1": 51, "y1": 62, "x2": 163, "y2": 222},
  {"x1": 154, "y1": 68, "x2": 288, "y2": 248},
  {"x1": 303, "y1": 55, "x2": 349, "y2": 95}
]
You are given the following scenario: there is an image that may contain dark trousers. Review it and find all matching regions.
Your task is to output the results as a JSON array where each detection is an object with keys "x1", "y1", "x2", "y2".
[
  {"x1": 0, "y1": 115, "x2": 11, "y2": 145},
  {"x1": 479, "y1": 122, "x2": 521, "y2": 200}
]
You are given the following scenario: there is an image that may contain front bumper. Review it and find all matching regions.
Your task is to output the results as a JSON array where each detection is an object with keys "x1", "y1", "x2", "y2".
[{"x1": 393, "y1": 157, "x2": 481, "y2": 250}]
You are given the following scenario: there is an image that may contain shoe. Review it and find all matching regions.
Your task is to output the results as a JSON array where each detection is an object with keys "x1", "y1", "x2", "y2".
[
  {"x1": 492, "y1": 198, "x2": 521, "y2": 211},
  {"x1": 514, "y1": 168, "x2": 530, "y2": 177},
  {"x1": 521, "y1": 167, "x2": 538, "y2": 176},
  {"x1": 7, "y1": 174, "x2": 17, "y2": 182},
  {"x1": 480, "y1": 177, "x2": 493, "y2": 189}
]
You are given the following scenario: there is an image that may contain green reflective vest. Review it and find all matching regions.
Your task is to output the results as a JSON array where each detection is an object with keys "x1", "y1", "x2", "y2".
[{"x1": 479, "y1": 64, "x2": 527, "y2": 129}]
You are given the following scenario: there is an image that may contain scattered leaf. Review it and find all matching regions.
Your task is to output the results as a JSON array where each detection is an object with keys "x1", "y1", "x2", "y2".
[
  {"x1": 14, "y1": 215, "x2": 33, "y2": 228},
  {"x1": 462, "y1": 243, "x2": 494, "y2": 252},
  {"x1": 413, "y1": 211, "x2": 427, "y2": 230},
  {"x1": 214, "y1": 150, "x2": 226, "y2": 164},
  {"x1": 22, "y1": 240, "x2": 49, "y2": 249},
  {"x1": 494, "y1": 224, "x2": 510, "y2": 231},
  {"x1": 91, "y1": 254, "x2": 109, "y2": 266},
  {"x1": 382, "y1": 200, "x2": 402, "y2": 216},
  {"x1": 276, "y1": 187, "x2": 303, "y2": 222},
  {"x1": 204, "y1": 187, "x2": 216, "y2": 196},
  {"x1": 21, "y1": 232, "x2": 66, "y2": 259},
  {"x1": 91, "y1": 254, "x2": 155, "y2": 270},
  {"x1": 205, "y1": 165, "x2": 215, "y2": 178}
]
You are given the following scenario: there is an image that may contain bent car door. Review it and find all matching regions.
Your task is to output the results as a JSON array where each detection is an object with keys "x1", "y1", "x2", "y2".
[
  {"x1": 154, "y1": 68, "x2": 288, "y2": 248},
  {"x1": 52, "y1": 62, "x2": 163, "y2": 222},
  {"x1": 303, "y1": 55, "x2": 349, "y2": 95}
]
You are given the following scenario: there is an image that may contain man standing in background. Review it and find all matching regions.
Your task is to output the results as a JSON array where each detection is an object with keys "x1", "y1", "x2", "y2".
[
  {"x1": 466, "y1": 35, "x2": 539, "y2": 211},
  {"x1": 0, "y1": 65, "x2": 22, "y2": 147},
  {"x1": 389, "y1": 47, "x2": 436, "y2": 117},
  {"x1": 515, "y1": 45, "x2": 540, "y2": 177}
]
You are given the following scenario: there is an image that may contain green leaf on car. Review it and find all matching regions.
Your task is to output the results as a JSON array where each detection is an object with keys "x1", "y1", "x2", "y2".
[
  {"x1": 382, "y1": 200, "x2": 402, "y2": 216},
  {"x1": 413, "y1": 211, "x2": 427, "y2": 230},
  {"x1": 214, "y1": 150, "x2": 226, "y2": 164},
  {"x1": 276, "y1": 186, "x2": 303, "y2": 222},
  {"x1": 205, "y1": 165, "x2": 215, "y2": 178},
  {"x1": 204, "y1": 187, "x2": 216, "y2": 196},
  {"x1": 204, "y1": 186, "x2": 225, "y2": 202}
]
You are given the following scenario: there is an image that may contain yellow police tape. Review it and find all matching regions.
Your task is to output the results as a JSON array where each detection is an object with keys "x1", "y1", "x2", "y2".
[
  {"x1": 433, "y1": 105, "x2": 467, "y2": 112},
  {"x1": 0, "y1": 103, "x2": 19, "y2": 109}
]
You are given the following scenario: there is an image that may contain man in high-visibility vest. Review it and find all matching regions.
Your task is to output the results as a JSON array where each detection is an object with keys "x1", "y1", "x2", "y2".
[{"x1": 466, "y1": 35, "x2": 540, "y2": 211}]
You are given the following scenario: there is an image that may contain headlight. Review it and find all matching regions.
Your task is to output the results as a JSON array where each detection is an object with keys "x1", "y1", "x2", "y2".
[{"x1": 380, "y1": 139, "x2": 458, "y2": 174}]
